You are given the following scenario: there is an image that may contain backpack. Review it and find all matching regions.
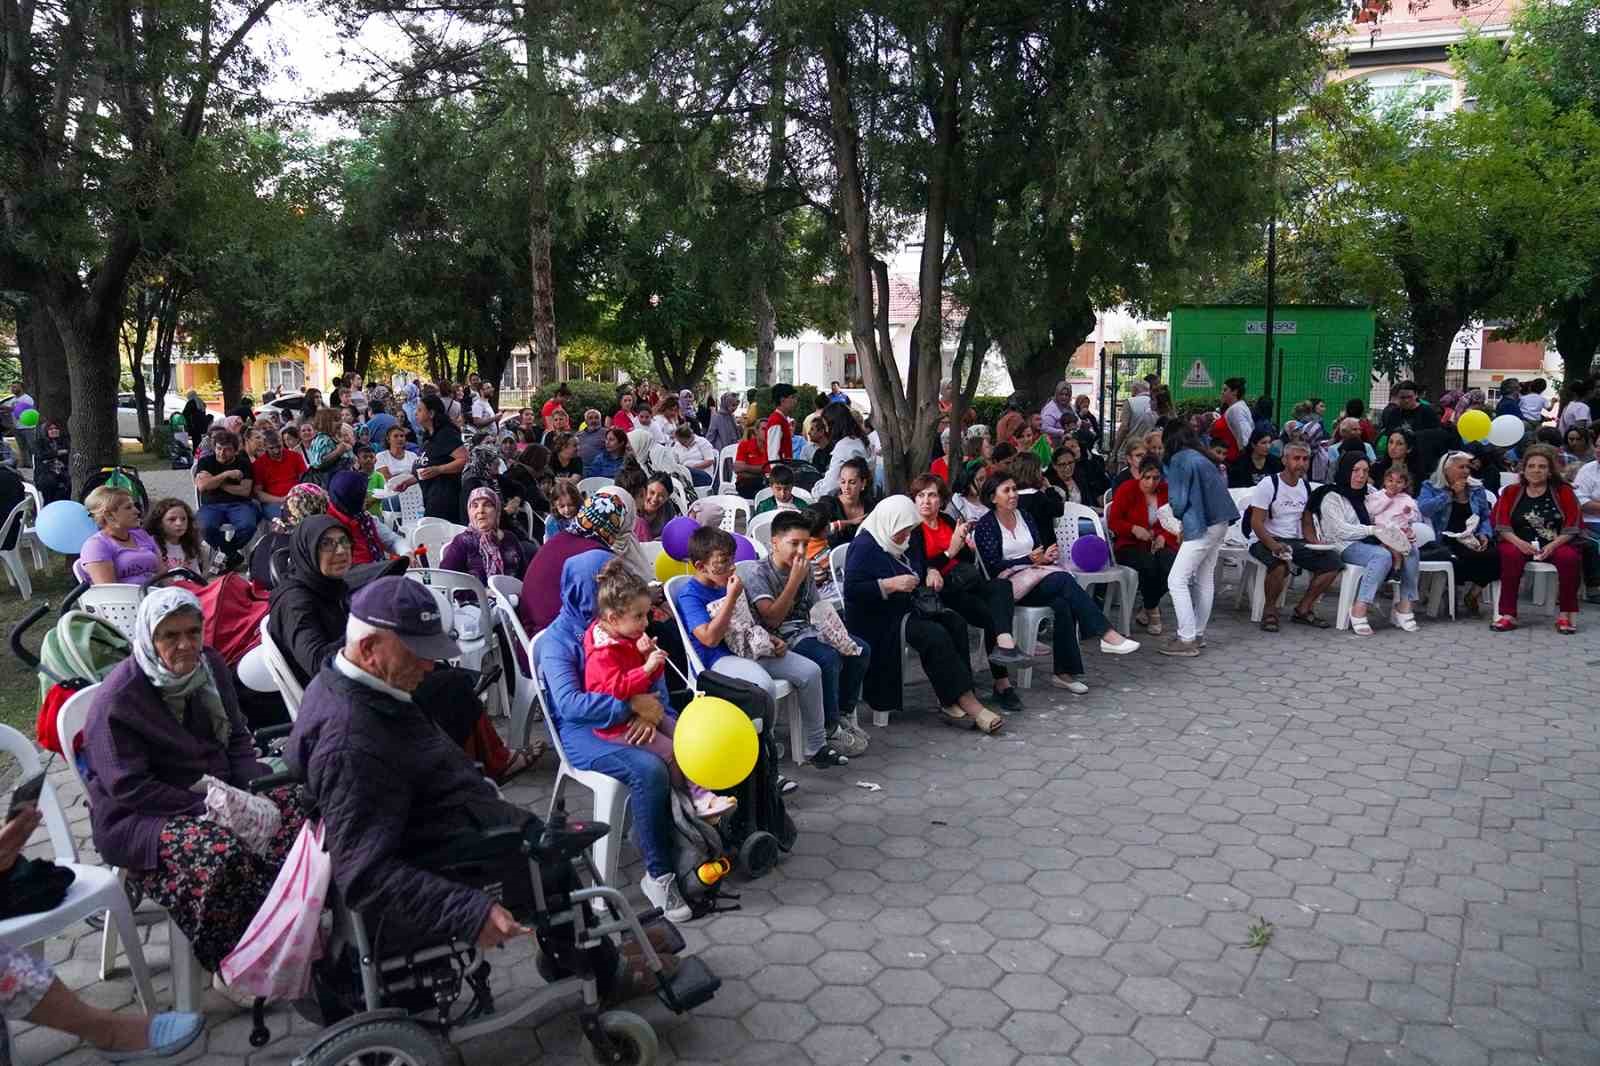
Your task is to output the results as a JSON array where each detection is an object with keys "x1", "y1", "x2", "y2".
[{"x1": 1238, "y1": 474, "x2": 1281, "y2": 542}]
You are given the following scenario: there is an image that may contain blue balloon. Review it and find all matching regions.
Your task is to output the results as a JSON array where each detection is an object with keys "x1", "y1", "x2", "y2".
[{"x1": 36, "y1": 500, "x2": 98, "y2": 556}]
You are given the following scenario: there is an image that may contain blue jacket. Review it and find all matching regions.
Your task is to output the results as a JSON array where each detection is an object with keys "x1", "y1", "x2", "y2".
[
  {"x1": 972, "y1": 507, "x2": 1046, "y2": 576},
  {"x1": 533, "y1": 549, "x2": 669, "y2": 768},
  {"x1": 586, "y1": 450, "x2": 626, "y2": 479},
  {"x1": 1417, "y1": 480, "x2": 1494, "y2": 540},
  {"x1": 1165, "y1": 448, "x2": 1239, "y2": 539}
]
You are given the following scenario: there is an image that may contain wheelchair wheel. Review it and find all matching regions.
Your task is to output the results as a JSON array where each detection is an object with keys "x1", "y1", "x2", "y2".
[
  {"x1": 738, "y1": 831, "x2": 781, "y2": 879},
  {"x1": 579, "y1": 1010, "x2": 659, "y2": 1066},
  {"x1": 301, "y1": 1017, "x2": 456, "y2": 1066}
]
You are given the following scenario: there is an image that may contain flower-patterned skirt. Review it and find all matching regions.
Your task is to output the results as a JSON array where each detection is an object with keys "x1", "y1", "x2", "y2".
[{"x1": 126, "y1": 787, "x2": 308, "y2": 973}]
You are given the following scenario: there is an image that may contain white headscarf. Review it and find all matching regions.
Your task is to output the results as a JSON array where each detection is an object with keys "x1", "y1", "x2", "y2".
[
  {"x1": 132, "y1": 586, "x2": 229, "y2": 742},
  {"x1": 857, "y1": 495, "x2": 921, "y2": 558}
]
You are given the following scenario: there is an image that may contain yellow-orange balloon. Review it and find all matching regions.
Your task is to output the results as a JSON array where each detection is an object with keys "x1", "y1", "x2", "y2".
[
  {"x1": 673, "y1": 695, "x2": 758, "y2": 791},
  {"x1": 654, "y1": 550, "x2": 694, "y2": 582},
  {"x1": 1457, "y1": 408, "x2": 1490, "y2": 443}
]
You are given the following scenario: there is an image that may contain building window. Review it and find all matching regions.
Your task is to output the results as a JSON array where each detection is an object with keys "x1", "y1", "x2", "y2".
[
  {"x1": 778, "y1": 350, "x2": 795, "y2": 384},
  {"x1": 266, "y1": 360, "x2": 303, "y2": 393},
  {"x1": 745, "y1": 351, "x2": 758, "y2": 387},
  {"x1": 1359, "y1": 69, "x2": 1456, "y2": 118},
  {"x1": 843, "y1": 352, "x2": 863, "y2": 387}
]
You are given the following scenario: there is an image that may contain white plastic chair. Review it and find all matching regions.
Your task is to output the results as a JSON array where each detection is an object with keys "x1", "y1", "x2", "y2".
[
  {"x1": 1485, "y1": 561, "x2": 1561, "y2": 619},
  {"x1": 1055, "y1": 502, "x2": 1135, "y2": 634},
  {"x1": 712, "y1": 444, "x2": 740, "y2": 495},
  {"x1": 1409, "y1": 523, "x2": 1457, "y2": 620},
  {"x1": 257, "y1": 618, "x2": 304, "y2": 719},
  {"x1": 752, "y1": 487, "x2": 814, "y2": 508},
  {"x1": 19, "y1": 486, "x2": 44, "y2": 569},
  {"x1": 826, "y1": 543, "x2": 850, "y2": 607},
  {"x1": 639, "y1": 541, "x2": 664, "y2": 573},
  {"x1": 394, "y1": 484, "x2": 427, "y2": 533},
  {"x1": 405, "y1": 569, "x2": 505, "y2": 716},
  {"x1": 747, "y1": 511, "x2": 778, "y2": 553},
  {"x1": 76, "y1": 584, "x2": 143, "y2": 637},
  {"x1": 0, "y1": 497, "x2": 33, "y2": 599},
  {"x1": 0, "y1": 722, "x2": 159, "y2": 1012},
  {"x1": 578, "y1": 476, "x2": 614, "y2": 498},
  {"x1": 408, "y1": 518, "x2": 466, "y2": 566},
  {"x1": 663, "y1": 575, "x2": 802, "y2": 764},
  {"x1": 530, "y1": 631, "x2": 630, "y2": 891},
  {"x1": 973, "y1": 551, "x2": 1051, "y2": 691},
  {"x1": 705, "y1": 494, "x2": 750, "y2": 534},
  {"x1": 52, "y1": 687, "x2": 205, "y2": 1007},
  {"x1": 486, "y1": 574, "x2": 537, "y2": 748}
]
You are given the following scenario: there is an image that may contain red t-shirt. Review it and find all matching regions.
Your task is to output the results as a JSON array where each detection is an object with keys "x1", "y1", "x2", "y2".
[
  {"x1": 252, "y1": 451, "x2": 307, "y2": 498},
  {"x1": 930, "y1": 456, "x2": 949, "y2": 483},
  {"x1": 1210, "y1": 415, "x2": 1241, "y2": 462},
  {"x1": 541, "y1": 398, "x2": 566, "y2": 420},
  {"x1": 763, "y1": 410, "x2": 793, "y2": 467},
  {"x1": 612, "y1": 410, "x2": 635, "y2": 432},
  {"x1": 920, "y1": 520, "x2": 957, "y2": 575},
  {"x1": 736, "y1": 437, "x2": 767, "y2": 471}
]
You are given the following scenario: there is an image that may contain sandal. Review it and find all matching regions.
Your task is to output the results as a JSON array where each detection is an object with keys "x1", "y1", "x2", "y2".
[
  {"x1": 1491, "y1": 615, "x2": 1518, "y2": 632},
  {"x1": 1146, "y1": 612, "x2": 1163, "y2": 636},
  {"x1": 939, "y1": 708, "x2": 976, "y2": 730},
  {"x1": 1349, "y1": 615, "x2": 1373, "y2": 636},
  {"x1": 1260, "y1": 613, "x2": 1280, "y2": 632},
  {"x1": 1291, "y1": 609, "x2": 1331, "y2": 629},
  {"x1": 1134, "y1": 609, "x2": 1150, "y2": 628},
  {"x1": 495, "y1": 742, "x2": 546, "y2": 784},
  {"x1": 1557, "y1": 615, "x2": 1577, "y2": 635},
  {"x1": 969, "y1": 707, "x2": 1004, "y2": 734}
]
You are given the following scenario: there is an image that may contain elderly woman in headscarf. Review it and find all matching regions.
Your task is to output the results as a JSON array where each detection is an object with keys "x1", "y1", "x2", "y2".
[
  {"x1": 459, "y1": 441, "x2": 504, "y2": 515},
  {"x1": 83, "y1": 588, "x2": 309, "y2": 973},
  {"x1": 249, "y1": 482, "x2": 330, "y2": 588},
  {"x1": 677, "y1": 388, "x2": 701, "y2": 433},
  {"x1": 181, "y1": 391, "x2": 212, "y2": 439},
  {"x1": 706, "y1": 392, "x2": 742, "y2": 455},
  {"x1": 327, "y1": 469, "x2": 402, "y2": 564},
  {"x1": 442, "y1": 486, "x2": 537, "y2": 585},
  {"x1": 519, "y1": 486, "x2": 656, "y2": 633},
  {"x1": 841, "y1": 496, "x2": 1005, "y2": 735}
]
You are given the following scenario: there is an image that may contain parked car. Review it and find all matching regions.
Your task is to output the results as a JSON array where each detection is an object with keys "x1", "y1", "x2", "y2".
[
  {"x1": 116, "y1": 393, "x2": 186, "y2": 439},
  {"x1": 254, "y1": 392, "x2": 307, "y2": 422}
]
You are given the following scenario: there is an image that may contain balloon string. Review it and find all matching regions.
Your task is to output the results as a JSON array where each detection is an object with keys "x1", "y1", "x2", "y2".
[{"x1": 658, "y1": 643, "x2": 700, "y2": 696}]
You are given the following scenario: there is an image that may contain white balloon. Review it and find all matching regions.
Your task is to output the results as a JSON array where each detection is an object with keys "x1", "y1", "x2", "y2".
[
  {"x1": 236, "y1": 646, "x2": 276, "y2": 692},
  {"x1": 1487, "y1": 414, "x2": 1526, "y2": 449}
]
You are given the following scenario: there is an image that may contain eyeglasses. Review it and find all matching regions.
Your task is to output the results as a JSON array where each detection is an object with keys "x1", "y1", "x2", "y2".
[{"x1": 318, "y1": 537, "x2": 353, "y2": 554}]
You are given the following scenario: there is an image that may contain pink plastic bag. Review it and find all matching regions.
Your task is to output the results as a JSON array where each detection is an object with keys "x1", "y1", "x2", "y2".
[{"x1": 219, "y1": 821, "x2": 329, "y2": 1000}]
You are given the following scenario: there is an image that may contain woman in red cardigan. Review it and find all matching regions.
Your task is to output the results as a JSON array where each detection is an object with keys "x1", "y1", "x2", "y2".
[
  {"x1": 1106, "y1": 457, "x2": 1179, "y2": 635},
  {"x1": 1490, "y1": 443, "x2": 1583, "y2": 634}
]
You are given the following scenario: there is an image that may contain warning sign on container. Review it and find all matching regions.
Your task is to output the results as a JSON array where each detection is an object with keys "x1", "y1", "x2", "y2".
[{"x1": 1182, "y1": 360, "x2": 1214, "y2": 389}]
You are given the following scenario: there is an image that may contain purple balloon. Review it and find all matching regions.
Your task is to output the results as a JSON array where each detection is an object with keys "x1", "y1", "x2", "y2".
[
  {"x1": 662, "y1": 516, "x2": 699, "y2": 561},
  {"x1": 1069, "y1": 534, "x2": 1110, "y2": 572},
  {"x1": 733, "y1": 533, "x2": 759, "y2": 562}
]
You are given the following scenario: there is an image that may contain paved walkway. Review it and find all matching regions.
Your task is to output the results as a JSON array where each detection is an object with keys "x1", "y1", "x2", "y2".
[{"x1": 9, "y1": 585, "x2": 1598, "y2": 1065}]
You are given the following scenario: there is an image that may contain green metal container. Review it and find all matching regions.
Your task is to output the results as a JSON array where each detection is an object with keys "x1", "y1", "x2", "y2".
[{"x1": 1170, "y1": 305, "x2": 1375, "y2": 421}]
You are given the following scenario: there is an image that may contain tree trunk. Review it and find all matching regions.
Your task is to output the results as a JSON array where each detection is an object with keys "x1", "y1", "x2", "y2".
[
  {"x1": 752, "y1": 282, "x2": 777, "y2": 389},
  {"x1": 946, "y1": 317, "x2": 987, "y2": 467},
  {"x1": 1003, "y1": 301, "x2": 1096, "y2": 412},
  {"x1": 218, "y1": 346, "x2": 246, "y2": 413},
  {"x1": 151, "y1": 282, "x2": 183, "y2": 428},
  {"x1": 16, "y1": 300, "x2": 72, "y2": 431},
  {"x1": 1408, "y1": 310, "x2": 1461, "y2": 399},
  {"x1": 123, "y1": 288, "x2": 153, "y2": 443},
  {"x1": 1553, "y1": 290, "x2": 1600, "y2": 390},
  {"x1": 752, "y1": 37, "x2": 790, "y2": 389},
  {"x1": 651, "y1": 337, "x2": 718, "y2": 393},
  {"x1": 49, "y1": 303, "x2": 120, "y2": 497},
  {"x1": 524, "y1": 1, "x2": 559, "y2": 389},
  {"x1": 354, "y1": 334, "x2": 374, "y2": 381}
]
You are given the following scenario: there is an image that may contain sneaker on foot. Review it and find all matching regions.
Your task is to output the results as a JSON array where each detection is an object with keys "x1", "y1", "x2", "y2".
[
  {"x1": 993, "y1": 687, "x2": 1024, "y2": 713},
  {"x1": 809, "y1": 745, "x2": 849, "y2": 768},
  {"x1": 641, "y1": 871, "x2": 693, "y2": 923},
  {"x1": 988, "y1": 645, "x2": 1031, "y2": 666},
  {"x1": 828, "y1": 725, "x2": 867, "y2": 757},
  {"x1": 778, "y1": 775, "x2": 799, "y2": 795},
  {"x1": 1099, "y1": 636, "x2": 1139, "y2": 655},
  {"x1": 1159, "y1": 636, "x2": 1201, "y2": 657}
]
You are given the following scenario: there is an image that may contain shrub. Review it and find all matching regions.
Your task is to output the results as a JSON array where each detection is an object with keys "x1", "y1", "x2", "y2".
[
  {"x1": 1175, "y1": 397, "x2": 1217, "y2": 421},
  {"x1": 530, "y1": 381, "x2": 626, "y2": 422},
  {"x1": 745, "y1": 383, "x2": 820, "y2": 419}
]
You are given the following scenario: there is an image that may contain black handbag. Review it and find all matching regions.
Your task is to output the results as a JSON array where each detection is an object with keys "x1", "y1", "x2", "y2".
[
  {"x1": 0, "y1": 856, "x2": 75, "y2": 919},
  {"x1": 942, "y1": 561, "x2": 985, "y2": 597},
  {"x1": 910, "y1": 586, "x2": 945, "y2": 619}
]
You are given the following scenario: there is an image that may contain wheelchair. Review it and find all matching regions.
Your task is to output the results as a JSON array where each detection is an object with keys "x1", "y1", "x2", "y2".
[{"x1": 244, "y1": 793, "x2": 720, "y2": 1066}]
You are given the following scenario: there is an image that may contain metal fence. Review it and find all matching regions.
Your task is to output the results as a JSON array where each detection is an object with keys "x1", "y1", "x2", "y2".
[{"x1": 1097, "y1": 353, "x2": 1164, "y2": 449}]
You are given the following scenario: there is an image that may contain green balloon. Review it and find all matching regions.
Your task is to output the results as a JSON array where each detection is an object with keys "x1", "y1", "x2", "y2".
[{"x1": 17, "y1": 409, "x2": 39, "y2": 428}]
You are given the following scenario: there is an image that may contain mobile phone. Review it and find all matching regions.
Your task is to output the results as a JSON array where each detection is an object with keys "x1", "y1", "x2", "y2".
[{"x1": 7, "y1": 754, "x2": 53, "y2": 821}]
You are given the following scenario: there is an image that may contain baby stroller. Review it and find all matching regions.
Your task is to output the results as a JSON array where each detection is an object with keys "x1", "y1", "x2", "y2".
[
  {"x1": 167, "y1": 413, "x2": 195, "y2": 469},
  {"x1": 76, "y1": 465, "x2": 150, "y2": 514},
  {"x1": 243, "y1": 780, "x2": 717, "y2": 1066}
]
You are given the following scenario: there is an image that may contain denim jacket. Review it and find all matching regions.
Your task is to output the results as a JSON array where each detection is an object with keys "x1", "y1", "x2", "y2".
[
  {"x1": 1165, "y1": 449, "x2": 1239, "y2": 540},
  {"x1": 1417, "y1": 480, "x2": 1494, "y2": 541}
]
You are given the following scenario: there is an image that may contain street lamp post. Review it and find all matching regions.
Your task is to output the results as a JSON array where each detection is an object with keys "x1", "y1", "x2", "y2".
[{"x1": 1264, "y1": 109, "x2": 1278, "y2": 403}]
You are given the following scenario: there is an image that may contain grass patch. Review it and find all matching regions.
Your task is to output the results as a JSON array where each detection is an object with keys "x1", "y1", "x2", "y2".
[
  {"x1": 1245, "y1": 916, "x2": 1275, "y2": 951},
  {"x1": 0, "y1": 559, "x2": 85, "y2": 736}
]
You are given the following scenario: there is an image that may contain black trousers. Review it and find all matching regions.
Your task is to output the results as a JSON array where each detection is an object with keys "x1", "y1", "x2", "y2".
[
  {"x1": 1115, "y1": 545, "x2": 1177, "y2": 610},
  {"x1": 1447, "y1": 539, "x2": 1501, "y2": 587},
  {"x1": 905, "y1": 608, "x2": 975, "y2": 707},
  {"x1": 939, "y1": 572, "x2": 1015, "y2": 681}
]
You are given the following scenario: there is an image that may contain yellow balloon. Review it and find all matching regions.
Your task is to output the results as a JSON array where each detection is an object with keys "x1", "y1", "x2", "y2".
[
  {"x1": 1457, "y1": 409, "x2": 1490, "y2": 443},
  {"x1": 673, "y1": 695, "x2": 758, "y2": 791},
  {"x1": 654, "y1": 550, "x2": 694, "y2": 582}
]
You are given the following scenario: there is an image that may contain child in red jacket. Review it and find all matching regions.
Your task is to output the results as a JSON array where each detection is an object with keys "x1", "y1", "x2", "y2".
[{"x1": 583, "y1": 559, "x2": 735, "y2": 818}]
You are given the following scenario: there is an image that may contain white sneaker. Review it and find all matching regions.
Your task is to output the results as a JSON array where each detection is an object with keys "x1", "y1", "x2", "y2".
[
  {"x1": 1100, "y1": 637, "x2": 1140, "y2": 655},
  {"x1": 641, "y1": 872, "x2": 693, "y2": 923}
]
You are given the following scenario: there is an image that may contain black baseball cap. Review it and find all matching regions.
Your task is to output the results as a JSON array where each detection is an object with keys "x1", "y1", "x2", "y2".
[{"x1": 350, "y1": 576, "x2": 461, "y2": 662}]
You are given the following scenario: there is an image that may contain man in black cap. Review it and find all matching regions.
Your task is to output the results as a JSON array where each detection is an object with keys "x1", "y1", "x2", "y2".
[{"x1": 287, "y1": 576, "x2": 530, "y2": 950}]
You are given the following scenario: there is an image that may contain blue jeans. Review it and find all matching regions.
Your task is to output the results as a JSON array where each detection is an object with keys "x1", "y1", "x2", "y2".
[
  {"x1": 198, "y1": 501, "x2": 260, "y2": 552},
  {"x1": 690, "y1": 469, "x2": 713, "y2": 487},
  {"x1": 1340, "y1": 541, "x2": 1420, "y2": 605},
  {"x1": 260, "y1": 503, "x2": 285, "y2": 521},
  {"x1": 790, "y1": 635, "x2": 870, "y2": 731},
  {"x1": 584, "y1": 743, "x2": 673, "y2": 878},
  {"x1": 1017, "y1": 571, "x2": 1110, "y2": 677}
]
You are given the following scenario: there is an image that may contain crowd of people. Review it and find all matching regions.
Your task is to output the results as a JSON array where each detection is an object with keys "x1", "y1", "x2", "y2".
[{"x1": 11, "y1": 366, "x2": 1599, "y2": 1058}]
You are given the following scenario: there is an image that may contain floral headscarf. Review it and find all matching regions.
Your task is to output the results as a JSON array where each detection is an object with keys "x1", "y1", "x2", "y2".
[
  {"x1": 571, "y1": 486, "x2": 653, "y2": 581},
  {"x1": 278, "y1": 483, "x2": 329, "y2": 531},
  {"x1": 132, "y1": 587, "x2": 229, "y2": 743},
  {"x1": 467, "y1": 485, "x2": 507, "y2": 576},
  {"x1": 464, "y1": 444, "x2": 501, "y2": 484}
]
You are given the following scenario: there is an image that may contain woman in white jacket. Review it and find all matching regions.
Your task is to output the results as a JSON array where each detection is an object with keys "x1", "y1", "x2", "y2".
[
  {"x1": 814, "y1": 403, "x2": 872, "y2": 497},
  {"x1": 1311, "y1": 452, "x2": 1420, "y2": 636}
]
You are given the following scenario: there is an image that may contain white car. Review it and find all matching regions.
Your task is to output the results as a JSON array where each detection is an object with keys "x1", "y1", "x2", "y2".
[{"x1": 114, "y1": 393, "x2": 186, "y2": 439}]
